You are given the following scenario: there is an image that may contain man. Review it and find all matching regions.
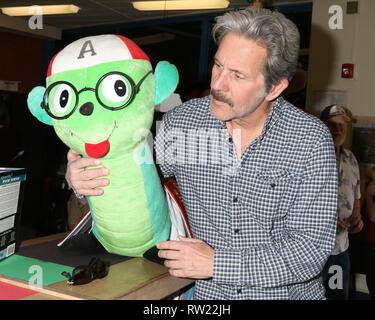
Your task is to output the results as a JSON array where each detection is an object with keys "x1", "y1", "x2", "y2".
[
  {"x1": 320, "y1": 104, "x2": 363, "y2": 300},
  {"x1": 66, "y1": 7, "x2": 337, "y2": 299}
]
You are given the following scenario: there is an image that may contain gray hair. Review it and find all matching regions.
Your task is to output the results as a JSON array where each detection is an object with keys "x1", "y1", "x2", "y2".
[{"x1": 212, "y1": 7, "x2": 300, "y2": 93}]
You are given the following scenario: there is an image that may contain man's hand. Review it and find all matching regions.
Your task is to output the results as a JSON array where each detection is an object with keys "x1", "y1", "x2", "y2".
[
  {"x1": 337, "y1": 217, "x2": 349, "y2": 232},
  {"x1": 347, "y1": 211, "x2": 363, "y2": 234},
  {"x1": 348, "y1": 216, "x2": 363, "y2": 234},
  {"x1": 348, "y1": 198, "x2": 363, "y2": 234},
  {"x1": 157, "y1": 236, "x2": 214, "y2": 279},
  {"x1": 65, "y1": 149, "x2": 110, "y2": 196}
]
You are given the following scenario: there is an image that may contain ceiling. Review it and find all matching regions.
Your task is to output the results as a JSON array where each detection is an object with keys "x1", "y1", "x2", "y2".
[
  {"x1": 0, "y1": 0, "x2": 312, "y2": 32},
  {"x1": 0, "y1": 0, "x2": 313, "y2": 101}
]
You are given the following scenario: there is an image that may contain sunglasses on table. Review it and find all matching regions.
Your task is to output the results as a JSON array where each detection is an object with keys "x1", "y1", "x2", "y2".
[{"x1": 61, "y1": 257, "x2": 109, "y2": 285}]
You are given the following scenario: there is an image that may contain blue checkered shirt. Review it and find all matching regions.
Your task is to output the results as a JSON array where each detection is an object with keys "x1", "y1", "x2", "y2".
[{"x1": 155, "y1": 96, "x2": 337, "y2": 300}]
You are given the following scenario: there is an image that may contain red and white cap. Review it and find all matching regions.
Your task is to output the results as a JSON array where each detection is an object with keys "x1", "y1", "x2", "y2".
[{"x1": 47, "y1": 34, "x2": 150, "y2": 77}]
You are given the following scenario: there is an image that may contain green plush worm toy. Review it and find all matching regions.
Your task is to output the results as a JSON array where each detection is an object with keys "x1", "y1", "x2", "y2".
[{"x1": 27, "y1": 35, "x2": 179, "y2": 257}]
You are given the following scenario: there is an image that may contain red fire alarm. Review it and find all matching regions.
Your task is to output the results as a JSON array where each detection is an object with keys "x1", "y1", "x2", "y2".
[{"x1": 342, "y1": 63, "x2": 354, "y2": 78}]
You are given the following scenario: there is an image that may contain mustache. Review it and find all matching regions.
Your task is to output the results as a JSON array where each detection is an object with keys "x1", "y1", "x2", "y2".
[{"x1": 210, "y1": 89, "x2": 234, "y2": 107}]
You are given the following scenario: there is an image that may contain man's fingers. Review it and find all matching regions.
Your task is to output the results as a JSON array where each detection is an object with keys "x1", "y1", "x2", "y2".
[
  {"x1": 75, "y1": 187, "x2": 105, "y2": 196},
  {"x1": 158, "y1": 239, "x2": 214, "y2": 279},
  {"x1": 158, "y1": 249, "x2": 180, "y2": 260},
  {"x1": 67, "y1": 149, "x2": 82, "y2": 162},
  {"x1": 75, "y1": 177, "x2": 109, "y2": 190},
  {"x1": 164, "y1": 259, "x2": 183, "y2": 270},
  {"x1": 157, "y1": 240, "x2": 181, "y2": 250},
  {"x1": 80, "y1": 167, "x2": 110, "y2": 181},
  {"x1": 65, "y1": 149, "x2": 110, "y2": 197},
  {"x1": 69, "y1": 157, "x2": 101, "y2": 171}
]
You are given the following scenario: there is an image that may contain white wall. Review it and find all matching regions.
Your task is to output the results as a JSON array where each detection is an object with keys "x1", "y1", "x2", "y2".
[{"x1": 306, "y1": 0, "x2": 375, "y2": 119}]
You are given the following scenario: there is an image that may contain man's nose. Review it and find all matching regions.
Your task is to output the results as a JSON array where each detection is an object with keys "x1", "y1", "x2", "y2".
[
  {"x1": 211, "y1": 70, "x2": 229, "y2": 92},
  {"x1": 79, "y1": 102, "x2": 94, "y2": 116}
]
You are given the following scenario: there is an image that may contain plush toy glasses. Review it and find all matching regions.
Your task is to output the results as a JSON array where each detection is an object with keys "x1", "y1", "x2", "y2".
[{"x1": 41, "y1": 70, "x2": 153, "y2": 119}]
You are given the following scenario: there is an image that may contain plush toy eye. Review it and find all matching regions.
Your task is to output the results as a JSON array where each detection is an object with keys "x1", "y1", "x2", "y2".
[
  {"x1": 49, "y1": 83, "x2": 76, "y2": 115},
  {"x1": 98, "y1": 74, "x2": 131, "y2": 105}
]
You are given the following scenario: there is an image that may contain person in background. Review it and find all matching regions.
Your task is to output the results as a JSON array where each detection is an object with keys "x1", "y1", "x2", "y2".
[
  {"x1": 349, "y1": 167, "x2": 375, "y2": 299},
  {"x1": 320, "y1": 104, "x2": 364, "y2": 300},
  {"x1": 65, "y1": 7, "x2": 338, "y2": 300}
]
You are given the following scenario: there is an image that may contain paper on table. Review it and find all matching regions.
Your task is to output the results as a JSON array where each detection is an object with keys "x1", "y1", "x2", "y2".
[
  {"x1": 0, "y1": 254, "x2": 74, "y2": 286},
  {"x1": 0, "y1": 280, "x2": 38, "y2": 300}
]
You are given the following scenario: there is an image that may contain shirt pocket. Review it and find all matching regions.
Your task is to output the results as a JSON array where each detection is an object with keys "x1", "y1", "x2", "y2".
[{"x1": 248, "y1": 169, "x2": 301, "y2": 232}]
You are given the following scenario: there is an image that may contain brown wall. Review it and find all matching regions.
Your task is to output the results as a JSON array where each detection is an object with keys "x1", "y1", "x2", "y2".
[{"x1": 0, "y1": 30, "x2": 45, "y2": 93}]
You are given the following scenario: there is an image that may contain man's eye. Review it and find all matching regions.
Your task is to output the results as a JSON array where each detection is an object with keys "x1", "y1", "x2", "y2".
[{"x1": 234, "y1": 73, "x2": 245, "y2": 80}]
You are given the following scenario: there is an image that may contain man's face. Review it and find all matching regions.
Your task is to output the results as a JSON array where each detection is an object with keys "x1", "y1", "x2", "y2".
[
  {"x1": 209, "y1": 32, "x2": 268, "y2": 121},
  {"x1": 325, "y1": 115, "x2": 347, "y2": 147}
]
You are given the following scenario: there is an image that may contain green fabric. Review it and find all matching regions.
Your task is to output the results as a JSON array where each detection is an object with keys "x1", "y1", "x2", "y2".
[
  {"x1": 0, "y1": 255, "x2": 73, "y2": 286},
  {"x1": 154, "y1": 61, "x2": 179, "y2": 105},
  {"x1": 27, "y1": 86, "x2": 53, "y2": 126},
  {"x1": 138, "y1": 142, "x2": 171, "y2": 245},
  {"x1": 27, "y1": 36, "x2": 179, "y2": 257},
  {"x1": 90, "y1": 151, "x2": 157, "y2": 257}
]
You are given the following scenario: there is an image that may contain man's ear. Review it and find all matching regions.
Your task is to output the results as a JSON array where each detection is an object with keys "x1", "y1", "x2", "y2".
[
  {"x1": 154, "y1": 61, "x2": 179, "y2": 106},
  {"x1": 27, "y1": 86, "x2": 53, "y2": 126},
  {"x1": 265, "y1": 78, "x2": 289, "y2": 101}
]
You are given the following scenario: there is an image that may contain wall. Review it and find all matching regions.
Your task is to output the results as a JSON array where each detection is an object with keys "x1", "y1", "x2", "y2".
[
  {"x1": 306, "y1": 0, "x2": 375, "y2": 188},
  {"x1": 307, "y1": 0, "x2": 375, "y2": 117},
  {"x1": 0, "y1": 30, "x2": 45, "y2": 93}
]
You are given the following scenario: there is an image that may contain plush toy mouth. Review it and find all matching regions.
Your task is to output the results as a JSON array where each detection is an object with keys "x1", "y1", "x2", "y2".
[
  {"x1": 85, "y1": 140, "x2": 110, "y2": 158},
  {"x1": 81, "y1": 121, "x2": 117, "y2": 158}
]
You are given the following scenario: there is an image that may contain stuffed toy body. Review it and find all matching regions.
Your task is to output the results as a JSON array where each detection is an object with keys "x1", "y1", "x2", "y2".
[{"x1": 28, "y1": 35, "x2": 179, "y2": 257}]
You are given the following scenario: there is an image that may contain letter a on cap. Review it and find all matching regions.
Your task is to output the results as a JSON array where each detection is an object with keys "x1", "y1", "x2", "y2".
[
  {"x1": 77, "y1": 40, "x2": 97, "y2": 59},
  {"x1": 48, "y1": 35, "x2": 151, "y2": 77}
]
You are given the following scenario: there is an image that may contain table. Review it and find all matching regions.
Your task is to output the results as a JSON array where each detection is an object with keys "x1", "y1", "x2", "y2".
[{"x1": 0, "y1": 233, "x2": 193, "y2": 300}]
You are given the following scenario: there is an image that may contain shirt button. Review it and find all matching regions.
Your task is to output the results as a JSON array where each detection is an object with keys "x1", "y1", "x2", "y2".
[
  {"x1": 237, "y1": 288, "x2": 242, "y2": 294},
  {"x1": 228, "y1": 137, "x2": 233, "y2": 143},
  {"x1": 233, "y1": 196, "x2": 238, "y2": 203},
  {"x1": 234, "y1": 228, "x2": 240, "y2": 234}
]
